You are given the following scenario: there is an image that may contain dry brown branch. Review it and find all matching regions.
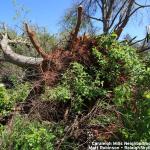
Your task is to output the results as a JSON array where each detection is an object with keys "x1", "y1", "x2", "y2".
[
  {"x1": 79, "y1": 105, "x2": 97, "y2": 123},
  {"x1": 56, "y1": 115, "x2": 79, "y2": 150},
  {"x1": 25, "y1": 23, "x2": 49, "y2": 59}
]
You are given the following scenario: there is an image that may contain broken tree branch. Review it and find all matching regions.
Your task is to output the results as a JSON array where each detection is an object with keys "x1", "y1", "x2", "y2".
[
  {"x1": 0, "y1": 33, "x2": 43, "y2": 67},
  {"x1": 72, "y1": 5, "x2": 83, "y2": 41},
  {"x1": 25, "y1": 23, "x2": 49, "y2": 59},
  {"x1": 66, "y1": 5, "x2": 83, "y2": 49}
]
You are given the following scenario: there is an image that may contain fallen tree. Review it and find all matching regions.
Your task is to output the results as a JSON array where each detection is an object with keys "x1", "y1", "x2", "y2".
[{"x1": 0, "y1": 5, "x2": 150, "y2": 150}]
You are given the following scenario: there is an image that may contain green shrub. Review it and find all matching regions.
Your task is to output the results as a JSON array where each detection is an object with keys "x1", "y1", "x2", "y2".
[
  {"x1": 119, "y1": 68, "x2": 150, "y2": 141},
  {"x1": 43, "y1": 62, "x2": 107, "y2": 112},
  {"x1": 42, "y1": 34, "x2": 150, "y2": 141},
  {"x1": 8, "y1": 82, "x2": 31, "y2": 102},
  {"x1": 94, "y1": 35, "x2": 150, "y2": 141},
  {"x1": 113, "y1": 83, "x2": 131, "y2": 106},
  {"x1": 42, "y1": 85, "x2": 71, "y2": 102},
  {"x1": 0, "y1": 116, "x2": 55, "y2": 150},
  {"x1": 0, "y1": 82, "x2": 31, "y2": 116},
  {"x1": 0, "y1": 85, "x2": 11, "y2": 115}
]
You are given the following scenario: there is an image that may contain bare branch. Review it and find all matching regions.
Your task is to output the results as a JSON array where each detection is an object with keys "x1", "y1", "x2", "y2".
[
  {"x1": 96, "y1": 0, "x2": 102, "y2": 10},
  {"x1": 0, "y1": 33, "x2": 43, "y2": 67},
  {"x1": 114, "y1": 0, "x2": 135, "y2": 38},
  {"x1": 134, "y1": 1, "x2": 150, "y2": 7},
  {"x1": 106, "y1": 0, "x2": 115, "y2": 21},
  {"x1": 71, "y1": 0, "x2": 150, "y2": 39},
  {"x1": 112, "y1": 1, "x2": 150, "y2": 38},
  {"x1": 129, "y1": 2, "x2": 150, "y2": 18},
  {"x1": 25, "y1": 23, "x2": 49, "y2": 59},
  {"x1": 120, "y1": 36, "x2": 137, "y2": 44},
  {"x1": 109, "y1": 1, "x2": 128, "y2": 30},
  {"x1": 129, "y1": 37, "x2": 145, "y2": 46},
  {"x1": 84, "y1": 12, "x2": 103, "y2": 22}
]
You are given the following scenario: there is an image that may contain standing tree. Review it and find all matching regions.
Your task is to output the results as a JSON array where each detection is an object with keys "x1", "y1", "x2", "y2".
[{"x1": 62, "y1": 0, "x2": 150, "y2": 39}]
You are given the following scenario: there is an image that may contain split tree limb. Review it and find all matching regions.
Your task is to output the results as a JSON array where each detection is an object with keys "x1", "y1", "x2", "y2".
[
  {"x1": 72, "y1": 5, "x2": 83, "y2": 41},
  {"x1": 67, "y1": 5, "x2": 83, "y2": 49},
  {"x1": 25, "y1": 23, "x2": 49, "y2": 59}
]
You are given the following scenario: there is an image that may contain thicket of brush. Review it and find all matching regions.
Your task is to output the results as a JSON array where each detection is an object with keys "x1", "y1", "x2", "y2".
[{"x1": 0, "y1": 33, "x2": 150, "y2": 149}]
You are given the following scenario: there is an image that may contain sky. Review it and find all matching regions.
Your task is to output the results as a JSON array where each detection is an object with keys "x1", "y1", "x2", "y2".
[
  {"x1": 0, "y1": 0, "x2": 149, "y2": 39},
  {"x1": 0, "y1": 0, "x2": 73, "y2": 33}
]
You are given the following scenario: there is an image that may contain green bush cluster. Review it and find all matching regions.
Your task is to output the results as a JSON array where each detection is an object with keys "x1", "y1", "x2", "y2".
[
  {"x1": 43, "y1": 62, "x2": 107, "y2": 112},
  {"x1": 1, "y1": 34, "x2": 150, "y2": 146},
  {"x1": 42, "y1": 34, "x2": 150, "y2": 141},
  {"x1": 0, "y1": 85, "x2": 11, "y2": 116},
  {"x1": 95, "y1": 35, "x2": 150, "y2": 141},
  {"x1": 0, "y1": 116, "x2": 55, "y2": 150},
  {"x1": 0, "y1": 82, "x2": 31, "y2": 115}
]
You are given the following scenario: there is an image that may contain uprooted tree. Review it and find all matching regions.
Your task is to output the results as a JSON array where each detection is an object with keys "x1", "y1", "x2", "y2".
[
  {"x1": 0, "y1": 6, "x2": 93, "y2": 90},
  {"x1": 1, "y1": 1, "x2": 150, "y2": 84},
  {"x1": 0, "y1": 5, "x2": 150, "y2": 149}
]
